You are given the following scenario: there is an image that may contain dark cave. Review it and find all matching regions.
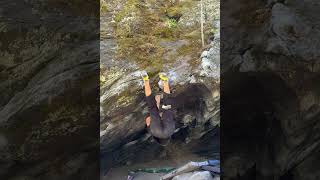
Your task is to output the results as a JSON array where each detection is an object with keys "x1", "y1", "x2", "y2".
[{"x1": 221, "y1": 72, "x2": 300, "y2": 180}]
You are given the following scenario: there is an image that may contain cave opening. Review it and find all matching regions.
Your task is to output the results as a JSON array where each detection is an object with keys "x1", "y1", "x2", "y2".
[{"x1": 221, "y1": 72, "x2": 297, "y2": 179}]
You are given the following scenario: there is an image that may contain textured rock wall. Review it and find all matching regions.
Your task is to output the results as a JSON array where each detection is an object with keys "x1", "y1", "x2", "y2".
[
  {"x1": 100, "y1": 0, "x2": 220, "y2": 171},
  {"x1": 221, "y1": 0, "x2": 320, "y2": 179},
  {"x1": 0, "y1": 1, "x2": 99, "y2": 179}
]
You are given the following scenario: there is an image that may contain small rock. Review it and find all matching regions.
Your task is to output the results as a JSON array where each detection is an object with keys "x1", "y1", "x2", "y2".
[
  {"x1": 189, "y1": 75, "x2": 197, "y2": 83},
  {"x1": 182, "y1": 114, "x2": 194, "y2": 125},
  {"x1": 201, "y1": 51, "x2": 209, "y2": 58},
  {"x1": 172, "y1": 171, "x2": 214, "y2": 180}
]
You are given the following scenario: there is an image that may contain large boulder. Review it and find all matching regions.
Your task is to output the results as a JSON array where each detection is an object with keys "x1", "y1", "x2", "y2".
[{"x1": 100, "y1": 0, "x2": 220, "y2": 171}]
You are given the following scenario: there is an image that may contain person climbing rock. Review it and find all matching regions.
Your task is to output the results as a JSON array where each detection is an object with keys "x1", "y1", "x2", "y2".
[{"x1": 142, "y1": 71, "x2": 176, "y2": 146}]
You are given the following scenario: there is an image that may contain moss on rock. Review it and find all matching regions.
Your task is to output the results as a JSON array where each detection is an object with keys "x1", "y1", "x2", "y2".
[
  {"x1": 100, "y1": 0, "x2": 108, "y2": 14},
  {"x1": 108, "y1": 0, "x2": 218, "y2": 74}
]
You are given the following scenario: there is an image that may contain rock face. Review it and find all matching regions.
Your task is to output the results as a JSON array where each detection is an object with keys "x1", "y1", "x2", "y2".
[
  {"x1": 172, "y1": 171, "x2": 216, "y2": 180},
  {"x1": 221, "y1": 0, "x2": 320, "y2": 179},
  {"x1": 100, "y1": 0, "x2": 220, "y2": 172},
  {"x1": 0, "y1": 1, "x2": 99, "y2": 179}
]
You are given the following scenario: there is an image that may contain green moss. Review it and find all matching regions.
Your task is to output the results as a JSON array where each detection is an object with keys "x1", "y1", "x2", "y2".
[
  {"x1": 115, "y1": 22, "x2": 133, "y2": 38},
  {"x1": 113, "y1": 0, "x2": 206, "y2": 70},
  {"x1": 178, "y1": 28, "x2": 203, "y2": 56},
  {"x1": 115, "y1": 35, "x2": 165, "y2": 69},
  {"x1": 164, "y1": 0, "x2": 193, "y2": 19},
  {"x1": 102, "y1": 87, "x2": 138, "y2": 114},
  {"x1": 166, "y1": 6, "x2": 183, "y2": 19},
  {"x1": 165, "y1": 18, "x2": 178, "y2": 28},
  {"x1": 116, "y1": 93, "x2": 135, "y2": 107},
  {"x1": 153, "y1": 26, "x2": 181, "y2": 39},
  {"x1": 114, "y1": 0, "x2": 139, "y2": 22},
  {"x1": 178, "y1": 42, "x2": 200, "y2": 56},
  {"x1": 100, "y1": 0, "x2": 108, "y2": 14},
  {"x1": 177, "y1": 38, "x2": 202, "y2": 66}
]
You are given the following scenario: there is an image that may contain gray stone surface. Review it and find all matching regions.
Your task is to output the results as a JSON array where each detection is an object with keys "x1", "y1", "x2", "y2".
[{"x1": 172, "y1": 171, "x2": 214, "y2": 180}]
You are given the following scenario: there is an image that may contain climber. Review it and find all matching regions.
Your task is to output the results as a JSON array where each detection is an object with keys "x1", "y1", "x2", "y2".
[{"x1": 142, "y1": 72, "x2": 175, "y2": 146}]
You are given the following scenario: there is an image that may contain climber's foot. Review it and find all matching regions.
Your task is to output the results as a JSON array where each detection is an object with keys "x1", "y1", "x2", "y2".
[
  {"x1": 159, "y1": 72, "x2": 171, "y2": 94},
  {"x1": 141, "y1": 71, "x2": 149, "y2": 81},
  {"x1": 159, "y1": 72, "x2": 168, "y2": 82}
]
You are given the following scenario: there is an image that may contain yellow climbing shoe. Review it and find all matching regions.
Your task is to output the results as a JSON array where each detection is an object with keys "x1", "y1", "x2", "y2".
[
  {"x1": 159, "y1": 72, "x2": 168, "y2": 81},
  {"x1": 141, "y1": 71, "x2": 149, "y2": 81}
]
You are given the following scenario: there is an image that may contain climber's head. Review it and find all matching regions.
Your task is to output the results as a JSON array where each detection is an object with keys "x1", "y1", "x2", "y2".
[{"x1": 154, "y1": 137, "x2": 170, "y2": 146}]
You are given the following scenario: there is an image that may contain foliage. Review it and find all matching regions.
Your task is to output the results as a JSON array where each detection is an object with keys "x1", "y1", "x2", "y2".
[{"x1": 165, "y1": 18, "x2": 178, "y2": 29}]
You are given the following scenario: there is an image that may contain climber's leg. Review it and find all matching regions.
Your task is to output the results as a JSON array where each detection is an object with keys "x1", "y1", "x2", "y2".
[
  {"x1": 142, "y1": 71, "x2": 152, "y2": 97},
  {"x1": 159, "y1": 73, "x2": 170, "y2": 94},
  {"x1": 155, "y1": 94, "x2": 161, "y2": 110},
  {"x1": 150, "y1": 115, "x2": 165, "y2": 138},
  {"x1": 161, "y1": 92, "x2": 176, "y2": 137},
  {"x1": 142, "y1": 72, "x2": 157, "y2": 116},
  {"x1": 151, "y1": 95, "x2": 176, "y2": 139},
  {"x1": 144, "y1": 80, "x2": 152, "y2": 97},
  {"x1": 146, "y1": 92, "x2": 161, "y2": 129},
  {"x1": 163, "y1": 80, "x2": 171, "y2": 94},
  {"x1": 147, "y1": 94, "x2": 172, "y2": 139},
  {"x1": 159, "y1": 72, "x2": 174, "y2": 109},
  {"x1": 145, "y1": 92, "x2": 159, "y2": 120},
  {"x1": 161, "y1": 111, "x2": 175, "y2": 138},
  {"x1": 142, "y1": 71, "x2": 160, "y2": 127}
]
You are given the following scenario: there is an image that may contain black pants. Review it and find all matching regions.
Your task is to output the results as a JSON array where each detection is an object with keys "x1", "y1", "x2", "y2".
[{"x1": 146, "y1": 93, "x2": 175, "y2": 139}]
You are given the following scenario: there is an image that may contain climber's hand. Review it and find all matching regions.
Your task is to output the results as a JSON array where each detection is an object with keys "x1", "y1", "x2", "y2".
[{"x1": 145, "y1": 116, "x2": 151, "y2": 127}]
